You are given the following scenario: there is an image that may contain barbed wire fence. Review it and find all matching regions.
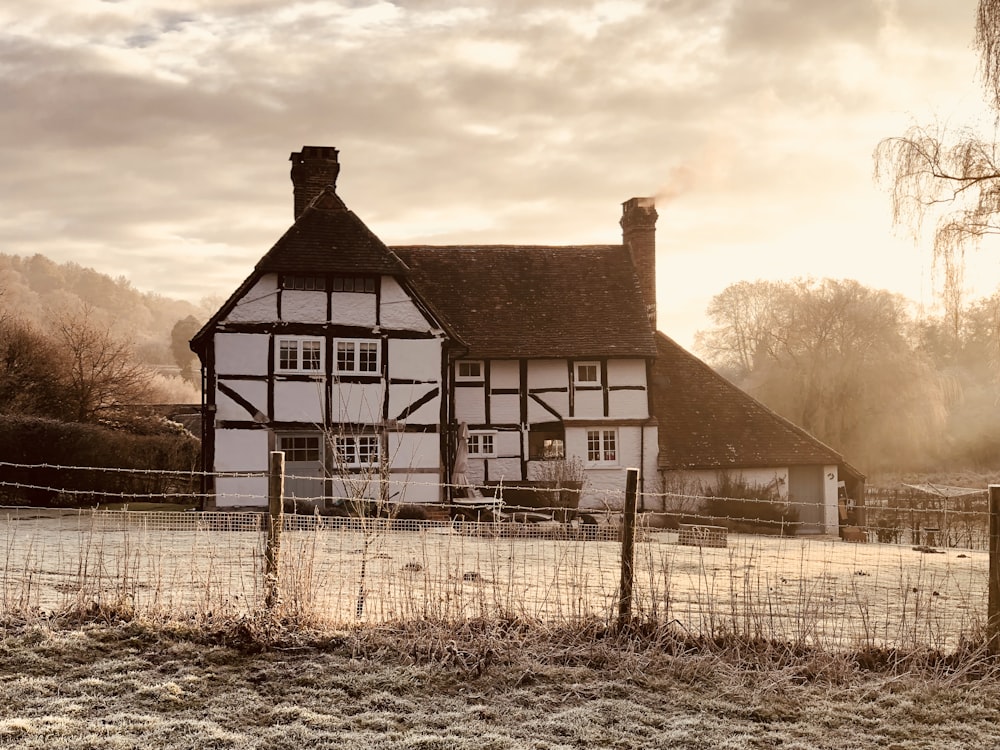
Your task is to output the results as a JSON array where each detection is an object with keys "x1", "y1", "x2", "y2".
[{"x1": 0, "y1": 458, "x2": 999, "y2": 653}]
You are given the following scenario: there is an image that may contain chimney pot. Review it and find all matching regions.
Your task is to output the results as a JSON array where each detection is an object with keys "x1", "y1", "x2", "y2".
[{"x1": 290, "y1": 146, "x2": 340, "y2": 219}]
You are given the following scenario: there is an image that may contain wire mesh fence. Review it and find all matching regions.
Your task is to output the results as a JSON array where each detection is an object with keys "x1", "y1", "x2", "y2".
[
  {"x1": 0, "y1": 460, "x2": 994, "y2": 651},
  {"x1": 0, "y1": 505, "x2": 988, "y2": 652}
]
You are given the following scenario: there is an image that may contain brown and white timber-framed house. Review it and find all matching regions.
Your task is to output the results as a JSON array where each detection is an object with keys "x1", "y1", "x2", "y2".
[
  {"x1": 190, "y1": 146, "x2": 660, "y2": 510},
  {"x1": 191, "y1": 145, "x2": 860, "y2": 533}
]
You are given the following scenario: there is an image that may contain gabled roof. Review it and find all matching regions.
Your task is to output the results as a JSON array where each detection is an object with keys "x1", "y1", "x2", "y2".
[
  {"x1": 394, "y1": 245, "x2": 657, "y2": 359},
  {"x1": 652, "y1": 331, "x2": 845, "y2": 470},
  {"x1": 257, "y1": 189, "x2": 409, "y2": 276}
]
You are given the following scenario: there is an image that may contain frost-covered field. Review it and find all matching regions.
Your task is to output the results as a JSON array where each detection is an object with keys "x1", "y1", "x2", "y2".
[
  {"x1": 2, "y1": 622, "x2": 1000, "y2": 750},
  {"x1": 0, "y1": 510, "x2": 987, "y2": 651}
]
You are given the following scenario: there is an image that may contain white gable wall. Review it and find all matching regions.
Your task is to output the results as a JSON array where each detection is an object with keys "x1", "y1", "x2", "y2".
[{"x1": 223, "y1": 276, "x2": 278, "y2": 323}]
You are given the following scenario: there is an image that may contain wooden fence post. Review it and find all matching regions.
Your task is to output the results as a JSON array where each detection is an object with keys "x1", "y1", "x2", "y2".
[
  {"x1": 989, "y1": 485, "x2": 1000, "y2": 655},
  {"x1": 617, "y1": 467, "x2": 640, "y2": 630},
  {"x1": 265, "y1": 450, "x2": 285, "y2": 610}
]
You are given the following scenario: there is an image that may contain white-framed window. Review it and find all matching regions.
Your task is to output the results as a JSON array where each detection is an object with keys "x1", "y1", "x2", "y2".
[
  {"x1": 335, "y1": 435, "x2": 380, "y2": 467},
  {"x1": 467, "y1": 430, "x2": 497, "y2": 458},
  {"x1": 456, "y1": 360, "x2": 484, "y2": 381},
  {"x1": 332, "y1": 275, "x2": 376, "y2": 293},
  {"x1": 276, "y1": 337, "x2": 324, "y2": 373},
  {"x1": 586, "y1": 429, "x2": 618, "y2": 464},
  {"x1": 282, "y1": 275, "x2": 326, "y2": 291},
  {"x1": 279, "y1": 434, "x2": 322, "y2": 462},
  {"x1": 575, "y1": 361, "x2": 601, "y2": 387},
  {"x1": 335, "y1": 338, "x2": 380, "y2": 375}
]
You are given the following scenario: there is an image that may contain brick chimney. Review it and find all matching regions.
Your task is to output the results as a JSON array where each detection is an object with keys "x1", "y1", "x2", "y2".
[
  {"x1": 620, "y1": 197, "x2": 658, "y2": 329},
  {"x1": 290, "y1": 146, "x2": 340, "y2": 219}
]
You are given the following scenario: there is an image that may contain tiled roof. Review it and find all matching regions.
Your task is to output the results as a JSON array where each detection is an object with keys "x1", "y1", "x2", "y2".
[
  {"x1": 256, "y1": 189, "x2": 409, "y2": 276},
  {"x1": 652, "y1": 332, "x2": 844, "y2": 470},
  {"x1": 394, "y1": 245, "x2": 657, "y2": 359}
]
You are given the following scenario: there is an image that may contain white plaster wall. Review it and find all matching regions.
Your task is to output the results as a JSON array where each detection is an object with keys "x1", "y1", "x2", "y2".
[
  {"x1": 528, "y1": 360, "x2": 567, "y2": 389},
  {"x1": 380, "y1": 277, "x2": 432, "y2": 331},
  {"x1": 564, "y1": 425, "x2": 647, "y2": 510},
  {"x1": 572, "y1": 389, "x2": 603, "y2": 419},
  {"x1": 215, "y1": 476, "x2": 268, "y2": 508},
  {"x1": 388, "y1": 339, "x2": 440, "y2": 381},
  {"x1": 607, "y1": 359, "x2": 646, "y2": 386},
  {"x1": 273, "y1": 380, "x2": 325, "y2": 422},
  {"x1": 486, "y1": 458, "x2": 522, "y2": 483},
  {"x1": 388, "y1": 384, "x2": 440, "y2": 424},
  {"x1": 332, "y1": 383, "x2": 385, "y2": 423},
  {"x1": 454, "y1": 386, "x2": 486, "y2": 424},
  {"x1": 215, "y1": 429, "x2": 270, "y2": 471},
  {"x1": 386, "y1": 478, "x2": 440, "y2": 505},
  {"x1": 281, "y1": 290, "x2": 327, "y2": 323},
  {"x1": 608, "y1": 390, "x2": 649, "y2": 419},
  {"x1": 224, "y1": 276, "x2": 278, "y2": 323},
  {"x1": 490, "y1": 360, "x2": 519, "y2": 389},
  {"x1": 528, "y1": 393, "x2": 567, "y2": 423},
  {"x1": 387, "y1": 432, "x2": 439, "y2": 471},
  {"x1": 489, "y1": 394, "x2": 520, "y2": 424},
  {"x1": 331, "y1": 293, "x2": 377, "y2": 327},
  {"x1": 215, "y1": 333, "x2": 270, "y2": 377},
  {"x1": 494, "y1": 430, "x2": 521, "y2": 459},
  {"x1": 215, "y1": 380, "x2": 268, "y2": 421}
]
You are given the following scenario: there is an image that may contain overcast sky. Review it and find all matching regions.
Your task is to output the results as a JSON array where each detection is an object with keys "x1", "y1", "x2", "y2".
[{"x1": 2, "y1": 0, "x2": 998, "y2": 349}]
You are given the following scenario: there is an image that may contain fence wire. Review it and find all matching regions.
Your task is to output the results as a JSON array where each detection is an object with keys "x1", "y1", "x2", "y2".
[{"x1": 0, "y1": 507, "x2": 987, "y2": 652}]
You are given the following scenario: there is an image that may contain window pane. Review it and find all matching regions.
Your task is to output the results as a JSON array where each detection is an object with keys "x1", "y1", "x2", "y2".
[
  {"x1": 543, "y1": 439, "x2": 564, "y2": 460},
  {"x1": 279, "y1": 341, "x2": 297, "y2": 370},
  {"x1": 332, "y1": 277, "x2": 344, "y2": 292},
  {"x1": 577, "y1": 364, "x2": 598, "y2": 383},
  {"x1": 336, "y1": 341, "x2": 354, "y2": 371},
  {"x1": 302, "y1": 341, "x2": 322, "y2": 370},
  {"x1": 359, "y1": 342, "x2": 379, "y2": 372},
  {"x1": 587, "y1": 431, "x2": 600, "y2": 462},
  {"x1": 482, "y1": 434, "x2": 494, "y2": 455},
  {"x1": 335, "y1": 437, "x2": 353, "y2": 465},
  {"x1": 603, "y1": 430, "x2": 616, "y2": 462},
  {"x1": 364, "y1": 278, "x2": 376, "y2": 293},
  {"x1": 358, "y1": 436, "x2": 379, "y2": 465}
]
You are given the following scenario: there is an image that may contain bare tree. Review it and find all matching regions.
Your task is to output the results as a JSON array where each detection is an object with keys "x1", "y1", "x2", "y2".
[
  {"x1": 51, "y1": 308, "x2": 157, "y2": 422},
  {"x1": 697, "y1": 279, "x2": 949, "y2": 470},
  {"x1": 874, "y1": 1, "x2": 1000, "y2": 268}
]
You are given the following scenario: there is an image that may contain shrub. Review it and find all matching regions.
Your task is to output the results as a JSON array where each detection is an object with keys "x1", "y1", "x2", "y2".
[
  {"x1": 700, "y1": 472, "x2": 799, "y2": 535},
  {"x1": 0, "y1": 414, "x2": 200, "y2": 506}
]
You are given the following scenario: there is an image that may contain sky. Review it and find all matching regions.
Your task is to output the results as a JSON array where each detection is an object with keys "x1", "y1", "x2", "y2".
[{"x1": 2, "y1": 0, "x2": 999, "y2": 351}]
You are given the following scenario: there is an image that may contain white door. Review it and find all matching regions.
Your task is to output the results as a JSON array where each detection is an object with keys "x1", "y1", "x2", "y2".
[{"x1": 278, "y1": 434, "x2": 325, "y2": 505}]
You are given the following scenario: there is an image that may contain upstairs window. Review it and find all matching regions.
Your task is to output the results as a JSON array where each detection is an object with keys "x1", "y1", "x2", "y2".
[
  {"x1": 335, "y1": 435, "x2": 380, "y2": 467},
  {"x1": 332, "y1": 275, "x2": 376, "y2": 293},
  {"x1": 282, "y1": 275, "x2": 326, "y2": 291},
  {"x1": 575, "y1": 361, "x2": 601, "y2": 387},
  {"x1": 467, "y1": 431, "x2": 496, "y2": 458},
  {"x1": 335, "y1": 338, "x2": 380, "y2": 375},
  {"x1": 276, "y1": 337, "x2": 324, "y2": 373},
  {"x1": 586, "y1": 429, "x2": 617, "y2": 465},
  {"x1": 456, "y1": 360, "x2": 484, "y2": 381}
]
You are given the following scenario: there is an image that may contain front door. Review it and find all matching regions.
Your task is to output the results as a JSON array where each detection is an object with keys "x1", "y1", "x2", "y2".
[{"x1": 278, "y1": 433, "x2": 325, "y2": 506}]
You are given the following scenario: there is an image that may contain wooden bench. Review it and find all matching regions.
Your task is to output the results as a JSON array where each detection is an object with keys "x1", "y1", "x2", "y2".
[{"x1": 678, "y1": 523, "x2": 727, "y2": 548}]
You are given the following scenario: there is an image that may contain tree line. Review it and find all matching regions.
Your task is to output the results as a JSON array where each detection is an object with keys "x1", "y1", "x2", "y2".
[{"x1": 695, "y1": 278, "x2": 1000, "y2": 473}]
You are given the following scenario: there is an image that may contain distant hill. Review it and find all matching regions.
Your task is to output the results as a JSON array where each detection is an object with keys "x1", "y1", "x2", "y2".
[{"x1": 0, "y1": 253, "x2": 210, "y2": 368}]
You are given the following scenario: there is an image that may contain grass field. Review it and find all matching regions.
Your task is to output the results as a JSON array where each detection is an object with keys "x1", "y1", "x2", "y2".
[{"x1": 1, "y1": 621, "x2": 999, "y2": 749}]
